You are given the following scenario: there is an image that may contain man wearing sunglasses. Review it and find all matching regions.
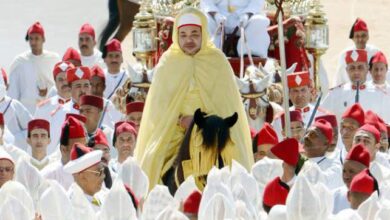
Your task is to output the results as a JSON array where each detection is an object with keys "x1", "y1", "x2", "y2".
[{"x1": 64, "y1": 142, "x2": 105, "y2": 211}]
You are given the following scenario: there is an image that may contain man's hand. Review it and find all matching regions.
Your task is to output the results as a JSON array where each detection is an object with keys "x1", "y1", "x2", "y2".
[{"x1": 179, "y1": 115, "x2": 193, "y2": 129}]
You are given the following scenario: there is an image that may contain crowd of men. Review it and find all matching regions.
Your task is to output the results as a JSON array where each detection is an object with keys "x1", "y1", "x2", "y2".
[{"x1": 1, "y1": 1, "x2": 390, "y2": 220}]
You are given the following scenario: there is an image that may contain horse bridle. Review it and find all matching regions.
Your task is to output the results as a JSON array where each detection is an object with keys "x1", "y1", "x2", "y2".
[{"x1": 241, "y1": 80, "x2": 269, "y2": 120}]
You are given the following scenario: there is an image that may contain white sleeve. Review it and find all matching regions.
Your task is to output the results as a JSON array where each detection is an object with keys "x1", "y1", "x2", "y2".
[
  {"x1": 7, "y1": 63, "x2": 21, "y2": 100},
  {"x1": 200, "y1": 0, "x2": 220, "y2": 13},
  {"x1": 13, "y1": 100, "x2": 33, "y2": 131},
  {"x1": 242, "y1": 0, "x2": 264, "y2": 14}
]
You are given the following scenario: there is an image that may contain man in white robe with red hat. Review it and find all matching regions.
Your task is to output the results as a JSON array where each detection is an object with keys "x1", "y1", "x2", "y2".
[
  {"x1": 78, "y1": 23, "x2": 105, "y2": 68},
  {"x1": 25, "y1": 119, "x2": 53, "y2": 170},
  {"x1": 8, "y1": 22, "x2": 60, "y2": 114},
  {"x1": 64, "y1": 143, "x2": 105, "y2": 211},
  {"x1": 322, "y1": 49, "x2": 390, "y2": 123},
  {"x1": 41, "y1": 116, "x2": 88, "y2": 190},
  {"x1": 333, "y1": 144, "x2": 370, "y2": 214},
  {"x1": 302, "y1": 119, "x2": 343, "y2": 189},
  {"x1": 272, "y1": 71, "x2": 329, "y2": 139},
  {"x1": 34, "y1": 61, "x2": 74, "y2": 122},
  {"x1": 102, "y1": 39, "x2": 129, "y2": 101},
  {"x1": 333, "y1": 18, "x2": 380, "y2": 87}
]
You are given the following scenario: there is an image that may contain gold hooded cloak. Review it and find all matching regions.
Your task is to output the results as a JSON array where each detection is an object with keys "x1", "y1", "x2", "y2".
[{"x1": 134, "y1": 7, "x2": 253, "y2": 189}]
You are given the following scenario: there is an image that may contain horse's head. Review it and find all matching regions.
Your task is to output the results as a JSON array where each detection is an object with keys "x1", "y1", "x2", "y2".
[
  {"x1": 236, "y1": 64, "x2": 273, "y2": 108},
  {"x1": 194, "y1": 109, "x2": 238, "y2": 151}
]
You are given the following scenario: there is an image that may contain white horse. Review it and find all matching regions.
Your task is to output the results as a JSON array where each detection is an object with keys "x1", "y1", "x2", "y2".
[{"x1": 236, "y1": 59, "x2": 296, "y2": 131}]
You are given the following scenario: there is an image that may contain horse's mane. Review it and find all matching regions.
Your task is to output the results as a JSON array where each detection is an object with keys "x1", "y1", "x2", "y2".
[{"x1": 174, "y1": 109, "x2": 237, "y2": 167}]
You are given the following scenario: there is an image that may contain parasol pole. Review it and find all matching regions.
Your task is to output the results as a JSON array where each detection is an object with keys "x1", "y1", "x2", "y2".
[{"x1": 277, "y1": 10, "x2": 291, "y2": 138}]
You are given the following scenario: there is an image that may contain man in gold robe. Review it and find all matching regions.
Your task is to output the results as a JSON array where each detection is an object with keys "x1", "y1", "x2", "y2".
[{"x1": 134, "y1": 7, "x2": 253, "y2": 189}]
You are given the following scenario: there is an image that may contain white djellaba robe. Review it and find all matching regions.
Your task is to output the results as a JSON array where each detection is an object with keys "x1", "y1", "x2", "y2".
[
  {"x1": 103, "y1": 69, "x2": 129, "y2": 101},
  {"x1": 332, "y1": 44, "x2": 379, "y2": 87},
  {"x1": 321, "y1": 82, "x2": 390, "y2": 124},
  {"x1": 272, "y1": 103, "x2": 329, "y2": 140},
  {"x1": 0, "y1": 96, "x2": 33, "y2": 151},
  {"x1": 332, "y1": 185, "x2": 349, "y2": 214},
  {"x1": 80, "y1": 48, "x2": 105, "y2": 68},
  {"x1": 34, "y1": 94, "x2": 69, "y2": 122},
  {"x1": 27, "y1": 155, "x2": 54, "y2": 171},
  {"x1": 41, "y1": 160, "x2": 74, "y2": 191},
  {"x1": 200, "y1": 0, "x2": 270, "y2": 57},
  {"x1": 7, "y1": 50, "x2": 60, "y2": 114},
  {"x1": 305, "y1": 156, "x2": 344, "y2": 190}
]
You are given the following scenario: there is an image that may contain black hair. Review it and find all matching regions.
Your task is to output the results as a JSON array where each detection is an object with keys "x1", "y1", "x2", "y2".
[
  {"x1": 101, "y1": 46, "x2": 108, "y2": 59},
  {"x1": 369, "y1": 56, "x2": 388, "y2": 70},
  {"x1": 349, "y1": 19, "x2": 358, "y2": 39},
  {"x1": 60, "y1": 124, "x2": 70, "y2": 146},
  {"x1": 27, "y1": 130, "x2": 51, "y2": 138}
]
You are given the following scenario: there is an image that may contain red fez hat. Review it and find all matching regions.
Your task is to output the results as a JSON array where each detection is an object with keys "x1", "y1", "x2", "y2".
[
  {"x1": 79, "y1": 23, "x2": 95, "y2": 40},
  {"x1": 370, "y1": 51, "x2": 388, "y2": 66},
  {"x1": 257, "y1": 123, "x2": 278, "y2": 146},
  {"x1": 312, "y1": 119, "x2": 333, "y2": 144},
  {"x1": 53, "y1": 61, "x2": 75, "y2": 79},
  {"x1": 342, "y1": 103, "x2": 365, "y2": 126},
  {"x1": 66, "y1": 66, "x2": 91, "y2": 84},
  {"x1": 0, "y1": 113, "x2": 4, "y2": 126},
  {"x1": 105, "y1": 39, "x2": 122, "y2": 53},
  {"x1": 287, "y1": 71, "x2": 311, "y2": 88},
  {"x1": 28, "y1": 119, "x2": 50, "y2": 134},
  {"x1": 65, "y1": 113, "x2": 87, "y2": 123},
  {"x1": 349, "y1": 18, "x2": 368, "y2": 39},
  {"x1": 64, "y1": 142, "x2": 102, "y2": 174},
  {"x1": 61, "y1": 116, "x2": 86, "y2": 139},
  {"x1": 350, "y1": 169, "x2": 377, "y2": 195},
  {"x1": 93, "y1": 129, "x2": 109, "y2": 148},
  {"x1": 315, "y1": 114, "x2": 338, "y2": 127},
  {"x1": 263, "y1": 177, "x2": 289, "y2": 207},
  {"x1": 183, "y1": 190, "x2": 202, "y2": 215},
  {"x1": 281, "y1": 110, "x2": 303, "y2": 129},
  {"x1": 80, "y1": 95, "x2": 104, "y2": 109},
  {"x1": 26, "y1": 22, "x2": 45, "y2": 39},
  {"x1": 365, "y1": 111, "x2": 386, "y2": 133},
  {"x1": 345, "y1": 50, "x2": 368, "y2": 64},
  {"x1": 91, "y1": 65, "x2": 105, "y2": 82},
  {"x1": 358, "y1": 124, "x2": 380, "y2": 143},
  {"x1": 0, "y1": 68, "x2": 8, "y2": 86},
  {"x1": 270, "y1": 138, "x2": 299, "y2": 166},
  {"x1": 126, "y1": 102, "x2": 144, "y2": 115},
  {"x1": 62, "y1": 48, "x2": 81, "y2": 66},
  {"x1": 345, "y1": 144, "x2": 370, "y2": 167},
  {"x1": 114, "y1": 121, "x2": 137, "y2": 137}
]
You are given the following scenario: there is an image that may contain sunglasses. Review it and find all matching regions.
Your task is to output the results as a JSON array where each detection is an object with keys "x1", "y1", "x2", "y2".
[
  {"x1": 0, "y1": 166, "x2": 14, "y2": 173},
  {"x1": 85, "y1": 167, "x2": 105, "y2": 177}
]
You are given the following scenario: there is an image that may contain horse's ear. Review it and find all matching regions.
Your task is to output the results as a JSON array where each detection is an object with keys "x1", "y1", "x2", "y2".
[
  {"x1": 194, "y1": 108, "x2": 205, "y2": 128},
  {"x1": 224, "y1": 112, "x2": 238, "y2": 128}
]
